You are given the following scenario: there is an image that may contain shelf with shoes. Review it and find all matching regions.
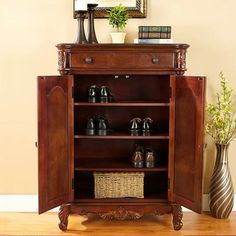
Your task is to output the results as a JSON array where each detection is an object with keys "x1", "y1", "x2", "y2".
[
  {"x1": 74, "y1": 101, "x2": 170, "y2": 107},
  {"x1": 74, "y1": 106, "x2": 169, "y2": 137},
  {"x1": 74, "y1": 139, "x2": 168, "y2": 171},
  {"x1": 74, "y1": 133, "x2": 169, "y2": 139},
  {"x1": 74, "y1": 158, "x2": 168, "y2": 172},
  {"x1": 73, "y1": 75, "x2": 171, "y2": 104}
]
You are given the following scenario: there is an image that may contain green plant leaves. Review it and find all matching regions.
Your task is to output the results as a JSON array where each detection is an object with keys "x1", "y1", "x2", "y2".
[
  {"x1": 206, "y1": 72, "x2": 236, "y2": 144},
  {"x1": 107, "y1": 4, "x2": 129, "y2": 31}
]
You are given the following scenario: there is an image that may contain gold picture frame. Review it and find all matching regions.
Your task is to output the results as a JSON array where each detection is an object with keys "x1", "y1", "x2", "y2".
[{"x1": 73, "y1": 0, "x2": 147, "y2": 18}]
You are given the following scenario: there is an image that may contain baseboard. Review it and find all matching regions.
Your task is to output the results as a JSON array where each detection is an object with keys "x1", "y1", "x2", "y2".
[
  {"x1": 0, "y1": 195, "x2": 58, "y2": 212},
  {"x1": 0, "y1": 194, "x2": 235, "y2": 212}
]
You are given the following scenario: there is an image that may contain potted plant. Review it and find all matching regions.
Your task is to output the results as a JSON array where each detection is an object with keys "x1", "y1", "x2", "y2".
[
  {"x1": 107, "y1": 4, "x2": 129, "y2": 43},
  {"x1": 206, "y1": 72, "x2": 236, "y2": 219}
]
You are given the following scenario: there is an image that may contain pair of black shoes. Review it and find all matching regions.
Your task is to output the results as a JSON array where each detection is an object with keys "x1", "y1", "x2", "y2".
[
  {"x1": 131, "y1": 146, "x2": 156, "y2": 168},
  {"x1": 86, "y1": 116, "x2": 111, "y2": 136},
  {"x1": 129, "y1": 117, "x2": 153, "y2": 136},
  {"x1": 88, "y1": 85, "x2": 114, "y2": 103}
]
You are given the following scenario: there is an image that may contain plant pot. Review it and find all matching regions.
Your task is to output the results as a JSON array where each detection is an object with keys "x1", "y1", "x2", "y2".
[
  {"x1": 110, "y1": 32, "x2": 126, "y2": 44},
  {"x1": 209, "y1": 143, "x2": 234, "y2": 219}
]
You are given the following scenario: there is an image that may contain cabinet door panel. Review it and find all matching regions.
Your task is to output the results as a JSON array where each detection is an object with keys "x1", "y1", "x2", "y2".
[
  {"x1": 170, "y1": 76, "x2": 205, "y2": 213},
  {"x1": 38, "y1": 75, "x2": 73, "y2": 214}
]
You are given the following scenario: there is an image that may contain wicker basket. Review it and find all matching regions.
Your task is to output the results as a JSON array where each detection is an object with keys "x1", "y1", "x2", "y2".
[{"x1": 94, "y1": 172, "x2": 144, "y2": 199}]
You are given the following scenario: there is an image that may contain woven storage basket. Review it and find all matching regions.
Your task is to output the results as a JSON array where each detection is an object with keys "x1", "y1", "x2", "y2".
[{"x1": 94, "y1": 172, "x2": 144, "y2": 199}]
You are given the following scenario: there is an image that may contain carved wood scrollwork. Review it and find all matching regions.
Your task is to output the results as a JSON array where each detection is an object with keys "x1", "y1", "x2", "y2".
[
  {"x1": 172, "y1": 204, "x2": 183, "y2": 230},
  {"x1": 58, "y1": 51, "x2": 65, "y2": 70},
  {"x1": 58, "y1": 51, "x2": 69, "y2": 75},
  {"x1": 99, "y1": 206, "x2": 143, "y2": 220},
  {"x1": 58, "y1": 204, "x2": 70, "y2": 231},
  {"x1": 176, "y1": 50, "x2": 187, "y2": 75}
]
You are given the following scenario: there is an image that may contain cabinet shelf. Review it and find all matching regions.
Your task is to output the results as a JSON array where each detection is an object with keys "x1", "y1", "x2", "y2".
[
  {"x1": 74, "y1": 133, "x2": 169, "y2": 140},
  {"x1": 74, "y1": 193, "x2": 168, "y2": 203},
  {"x1": 74, "y1": 101, "x2": 170, "y2": 107},
  {"x1": 74, "y1": 158, "x2": 168, "y2": 172}
]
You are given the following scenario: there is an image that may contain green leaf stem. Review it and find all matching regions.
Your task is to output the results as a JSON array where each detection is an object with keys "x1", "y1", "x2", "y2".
[{"x1": 206, "y1": 72, "x2": 236, "y2": 144}]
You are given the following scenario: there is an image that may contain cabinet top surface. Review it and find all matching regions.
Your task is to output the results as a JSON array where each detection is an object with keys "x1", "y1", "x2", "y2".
[{"x1": 56, "y1": 43, "x2": 190, "y2": 51}]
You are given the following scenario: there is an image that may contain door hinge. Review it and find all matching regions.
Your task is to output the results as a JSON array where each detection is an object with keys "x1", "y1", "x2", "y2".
[
  {"x1": 72, "y1": 86, "x2": 74, "y2": 98},
  {"x1": 168, "y1": 178, "x2": 170, "y2": 190},
  {"x1": 72, "y1": 178, "x2": 74, "y2": 190},
  {"x1": 169, "y1": 87, "x2": 172, "y2": 98}
]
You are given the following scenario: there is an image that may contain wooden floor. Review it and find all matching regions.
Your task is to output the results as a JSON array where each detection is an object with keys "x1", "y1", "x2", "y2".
[{"x1": 0, "y1": 212, "x2": 236, "y2": 236}]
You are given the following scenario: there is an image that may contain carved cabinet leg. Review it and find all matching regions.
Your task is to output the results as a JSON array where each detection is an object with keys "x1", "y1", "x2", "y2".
[
  {"x1": 172, "y1": 204, "x2": 183, "y2": 230},
  {"x1": 58, "y1": 204, "x2": 70, "y2": 231}
]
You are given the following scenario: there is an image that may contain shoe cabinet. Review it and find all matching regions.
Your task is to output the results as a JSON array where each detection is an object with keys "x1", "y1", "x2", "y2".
[{"x1": 37, "y1": 44, "x2": 206, "y2": 230}]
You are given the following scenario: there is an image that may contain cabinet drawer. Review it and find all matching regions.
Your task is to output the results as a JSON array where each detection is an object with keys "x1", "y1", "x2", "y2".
[{"x1": 70, "y1": 52, "x2": 174, "y2": 69}]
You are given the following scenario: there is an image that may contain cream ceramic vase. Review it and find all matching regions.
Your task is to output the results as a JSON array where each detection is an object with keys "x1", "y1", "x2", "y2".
[{"x1": 110, "y1": 32, "x2": 126, "y2": 43}]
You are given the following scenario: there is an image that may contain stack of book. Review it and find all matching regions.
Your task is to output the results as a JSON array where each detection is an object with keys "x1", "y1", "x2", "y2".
[{"x1": 134, "y1": 26, "x2": 173, "y2": 44}]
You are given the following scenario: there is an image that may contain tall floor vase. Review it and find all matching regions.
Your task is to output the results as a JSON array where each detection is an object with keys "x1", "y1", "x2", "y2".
[{"x1": 209, "y1": 143, "x2": 234, "y2": 219}]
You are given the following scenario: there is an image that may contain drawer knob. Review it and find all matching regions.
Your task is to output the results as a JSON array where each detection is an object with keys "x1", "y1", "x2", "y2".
[
  {"x1": 84, "y1": 57, "x2": 94, "y2": 64},
  {"x1": 152, "y1": 58, "x2": 159, "y2": 64}
]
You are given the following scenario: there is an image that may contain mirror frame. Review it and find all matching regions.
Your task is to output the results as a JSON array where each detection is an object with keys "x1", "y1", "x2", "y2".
[{"x1": 73, "y1": 0, "x2": 147, "y2": 18}]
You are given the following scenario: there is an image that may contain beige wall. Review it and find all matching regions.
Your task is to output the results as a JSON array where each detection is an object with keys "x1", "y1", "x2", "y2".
[{"x1": 0, "y1": 0, "x2": 236, "y2": 194}]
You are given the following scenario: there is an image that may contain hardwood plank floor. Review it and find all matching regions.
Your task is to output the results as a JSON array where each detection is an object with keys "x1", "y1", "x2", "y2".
[{"x1": 0, "y1": 212, "x2": 235, "y2": 235}]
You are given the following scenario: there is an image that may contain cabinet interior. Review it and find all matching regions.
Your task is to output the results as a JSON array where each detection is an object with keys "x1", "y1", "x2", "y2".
[{"x1": 73, "y1": 74, "x2": 170, "y2": 201}]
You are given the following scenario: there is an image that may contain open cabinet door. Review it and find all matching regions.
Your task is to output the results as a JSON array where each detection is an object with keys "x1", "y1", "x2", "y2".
[
  {"x1": 38, "y1": 75, "x2": 73, "y2": 214},
  {"x1": 169, "y1": 76, "x2": 206, "y2": 213}
]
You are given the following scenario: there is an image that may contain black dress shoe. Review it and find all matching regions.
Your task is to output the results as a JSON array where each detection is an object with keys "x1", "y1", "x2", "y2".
[
  {"x1": 142, "y1": 117, "x2": 153, "y2": 136},
  {"x1": 145, "y1": 147, "x2": 156, "y2": 168},
  {"x1": 99, "y1": 86, "x2": 114, "y2": 103},
  {"x1": 86, "y1": 117, "x2": 96, "y2": 135},
  {"x1": 129, "y1": 117, "x2": 142, "y2": 136},
  {"x1": 131, "y1": 145, "x2": 144, "y2": 168},
  {"x1": 88, "y1": 85, "x2": 98, "y2": 103},
  {"x1": 97, "y1": 116, "x2": 111, "y2": 136}
]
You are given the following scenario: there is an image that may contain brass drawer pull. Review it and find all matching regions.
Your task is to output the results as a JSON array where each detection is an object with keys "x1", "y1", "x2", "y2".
[
  {"x1": 84, "y1": 57, "x2": 94, "y2": 64},
  {"x1": 152, "y1": 58, "x2": 159, "y2": 64}
]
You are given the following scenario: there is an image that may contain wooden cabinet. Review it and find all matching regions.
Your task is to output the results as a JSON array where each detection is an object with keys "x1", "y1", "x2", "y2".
[{"x1": 37, "y1": 44, "x2": 206, "y2": 230}]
